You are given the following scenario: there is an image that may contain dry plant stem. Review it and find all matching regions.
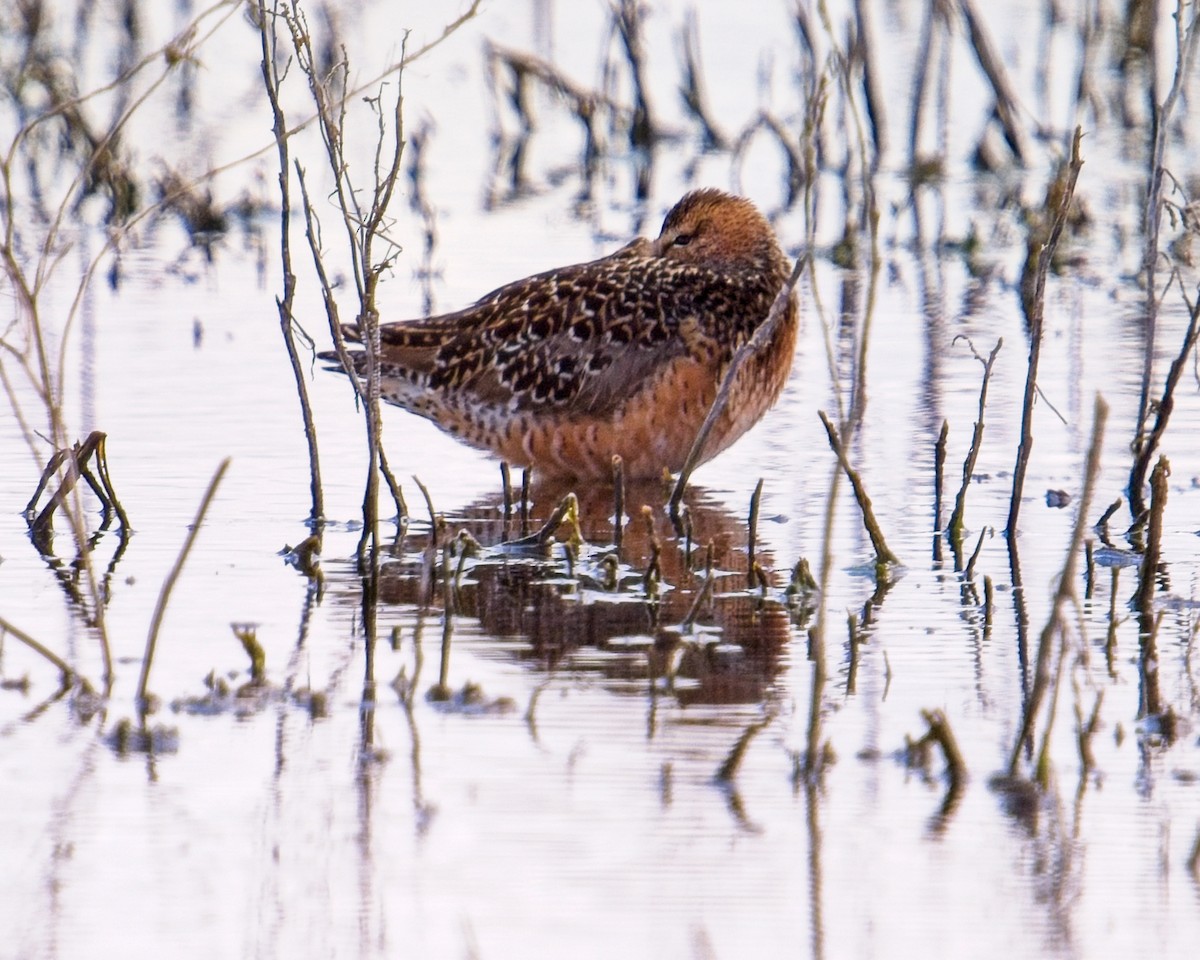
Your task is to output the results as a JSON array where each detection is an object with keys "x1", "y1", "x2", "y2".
[
  {"x1": 679, "y1": 11, "x2": 729, "y2": 150},
  {"x1": 680, "y1": 574, "x2": 715, "y2": 632},
  {"x1": 908, "y1": 0, "x2": 949, "y2": 167},
  {"x1": 611, "y1": 456, "x2": 625, "y2": 552},
  {"x1": 614, "y1": 0, "x2": 657, "y2": 149},
  {"x1": 128, "y1": 1, "x2": 483, "y2": 214},
  {"x1": 1135, "y1": 457, "x2": 1168, "y2": 729},
  {"x1": 958, "y1": 0, "x2": 1029, "y2": 161},
  {"x1": 520, "y1": 469, "x2": 531, "y2": 534},
  {"x1": 0, "y1": 5, "x2": 232, "y2": 682},
  {"x1": 1136, "y1": 457, "x2": 1169, "y2": 615},
  {"x1": 919, "y1": 708, "x2": 967, "y2": 792},
  {"x1": 1133, "y1": 2, "x2": 1200, "y2": 509},
  {"x1": 508, "y1": 493, "x2": 582, "y2": 549},
  {"x1": 136, "y1": 458, "x2": 231, "y2": 708},
  {"x1": 715, "y1": 713, "x2": 774, "y2": 783},
  {"x1": 501, "y1": 462, "x2": 513, "y2": 523},
  {"x1": 964, "y1": 527, "x2": 990, "y2": 581},
  {"x1": 853, "y1": 0, "x2": 887, "y2": 168},
  {"x1": 933, "y1": 419, "x2": 948, "y2": 561},
  {"x1": 1006, "y1": 127, "x2": 1084, "y2": 540},
  {"x1": 1075, "y1": 690, "x2": 1103, "y2": 777},
  {"x1": 669, "y1": 255, "x2": 807, "y2": 528},
  {"x1": 0, "y1": 614, "x2": 76, "y2": 686},
  {"x1": 818, "y1": 410, "x2": 899, "y2": 569},
  {"x1": 258, "y1": 0, "x2": 324, "y2": 526},
  {"x1": 747, "y1": 478, "x2": 764, "y2": 589},
  {"x1": 1129, "y1": 284, "x2": 1200, "y2": 516},
  {"x1": 949, "y1": 338, "x2": 1002, "y2": 553},
  {"x1": 1008, "y1": 395, "x2": 1107, "y2": 777}
]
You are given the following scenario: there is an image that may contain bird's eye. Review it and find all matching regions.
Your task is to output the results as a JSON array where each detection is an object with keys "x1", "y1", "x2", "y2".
[{"x1": 672, "y1": 233, "x2": 693, "y2": 247}]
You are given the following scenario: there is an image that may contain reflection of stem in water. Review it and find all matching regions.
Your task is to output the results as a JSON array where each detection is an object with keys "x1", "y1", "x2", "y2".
[
  {"x1": 0, "y1": 614, "x2": 77, "y2": 688},
  {"x1": 1008, "y1": 396, "x2": 1107, "y2": 778},
  {"x1": 1135, "y1": 457, "x2": 1169, "y2": 720},
  {"x1": 430, "y1": 543, "x2": 456, "y2": 699},
  {"x1": 746, "y1": 478, "x2": 764, "y2": 589},
  {"x1": 948, "y1": 337, "x2": 1001, "y2": 564},
  {"x1": 806, "y1": 776, "x2": 826, "y2": 960},
  {"x1": 1007, "y1": 127, "x2": 1083, "y2": 540},
  {"x1": 715, "y1": 713, "x2": 773, "y2": 783}
]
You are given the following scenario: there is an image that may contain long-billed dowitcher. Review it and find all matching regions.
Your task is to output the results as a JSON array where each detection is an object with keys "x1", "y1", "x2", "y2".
[{"x1": 329, "y1": 188, "x2": 797, "y2": 479}]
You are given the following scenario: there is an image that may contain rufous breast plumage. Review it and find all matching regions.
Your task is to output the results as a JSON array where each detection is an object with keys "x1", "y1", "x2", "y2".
[{"x1": 330, "y1": 188, "x2": 798, "y2": 479}]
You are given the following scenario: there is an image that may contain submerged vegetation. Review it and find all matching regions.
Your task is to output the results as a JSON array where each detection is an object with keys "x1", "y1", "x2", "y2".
[{"x1": 3, "y1": 0, "x2": 1200, "y2": 955}]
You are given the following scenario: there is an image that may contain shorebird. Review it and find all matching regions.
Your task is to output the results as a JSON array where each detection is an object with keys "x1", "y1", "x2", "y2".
[{"x1": 328, "y1": 188, "x2": 797, "y2": 479}]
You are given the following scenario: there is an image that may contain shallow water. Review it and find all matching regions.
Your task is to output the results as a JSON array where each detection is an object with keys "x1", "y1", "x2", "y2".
[{"x1": 3, "y1": 2, "x2": 1200, "y2": 958}]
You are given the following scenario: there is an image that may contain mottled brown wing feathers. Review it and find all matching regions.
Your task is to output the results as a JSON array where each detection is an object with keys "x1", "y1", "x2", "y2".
[
  {"x1": 379, "y1": 257, "x2": 739, "y2": 416},
  {"x1": 335, "y1": 250, "x2": 773, "y2": 419}
]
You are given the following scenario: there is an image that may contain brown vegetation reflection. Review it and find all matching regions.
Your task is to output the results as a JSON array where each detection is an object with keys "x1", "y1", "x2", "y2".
[{"x1": 362, "y1": 479, "x2": 798, "y2": 707}]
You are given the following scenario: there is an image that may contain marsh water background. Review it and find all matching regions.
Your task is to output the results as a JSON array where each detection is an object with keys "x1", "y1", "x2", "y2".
[{"x1": 3, "y1": 1, "x2": 1200, "y2": 958}]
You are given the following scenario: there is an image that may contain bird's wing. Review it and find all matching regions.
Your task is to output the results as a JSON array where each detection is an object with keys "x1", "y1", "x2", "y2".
[{"x1": 376, "y1": 255, "x2": 737, "y2": 417}]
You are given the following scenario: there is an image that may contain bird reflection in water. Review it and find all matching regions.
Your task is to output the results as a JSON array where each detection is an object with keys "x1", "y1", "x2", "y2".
[{"x1": 374, "y1": 478, "x2": 795, "y2": 707}]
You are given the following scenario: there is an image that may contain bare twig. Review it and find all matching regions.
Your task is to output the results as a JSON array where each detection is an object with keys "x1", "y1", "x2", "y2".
[
  {"x1": 1130, "y1": 283, "x2": 1200, "y2": 516},
  {"x1": 669, "y1": 255, "x2": 806, "y2": 527},
  {"x1": 1007, "y1": 127, "x2": 1084, "y2": 540},
  {"x1": 818, "y1": 411, "x2": 899, "y2": 573},
  {"x1": 0, "y1": 614, "x2": 76, "y2": 686},
  {"x1": 136, "y1": 458, "x2": 231, "y2": 707},
  {"x1": 949, "y1": 338, "x2": 1001, "y2": 555}
]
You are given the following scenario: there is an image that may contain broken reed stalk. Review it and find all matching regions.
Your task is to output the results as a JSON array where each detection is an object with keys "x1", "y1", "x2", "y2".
[
  {"x1": 520, "y1": 468, "x2": 531, "y2": 535},
  {"x1": 1007, "y1": 127, "x2": 1084, "y2": 540},
  {"x1": 612, "y1": 455, "x2": 625, "y2": 552},
  {"x1": 918, "y1": 708, "x2": 967, "y2": 794},
  {"x1": 1135, "y1": 455, "x2": 1169, "y2": 616},
  {"x1": 680, "y1": 566, "x2": 715, "y2": 631},
  {"x1": 432, "y1": 541, "x2": 456, "y2": 699},
  {"x1": 1135, "y1": 457, "x2": 1169, "y2": 721},
  {"x1": 1008, "y1": 395, "x2": 1107, "y2": 777},
  {"x1": 0, "y1": 614, "x2": 76, "y2": 687},
  {"x1": 258, "y1": 0, "x2": 324, "y2": 528},
  {"x1": 746, "y1": 478, "x2": 764, "y2": 589},
  {"x1": 949, "y1": 338, "x2": 1001, "y2": 556},
  {"x1": 1129, "y1": 283, "x2": 1200, "y2": 517},
  {"x1": 1132, "y1": 6, "x2": 1200, "y2": 517},
  {"x1": 669, "y1": 254, "x2": 807, "y2": 529},
  {"x1": 933, "y1": 419, "x2": 948, "y2": 562},
  {"x1": 964, "y1": 526, "x2": 990, "y2": 581},
  {"x1": 508, "y1": 492, "x2": 583, "y2": 550},
  {"x1": 500, "y1": 462, "x2": 514, "y2": 524},
  {"x1": 818, "y1": 410, "x2": 899, "y2": 571},
  {"x1": 27, "y1": 432, "x2": 130, "y2": 543},
  {"x1": 136, "y1": 458, "x2": 231, "y2": 708},
  {"x1": 715, "y1": 713, "x2": 774, "y2": 783}
]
